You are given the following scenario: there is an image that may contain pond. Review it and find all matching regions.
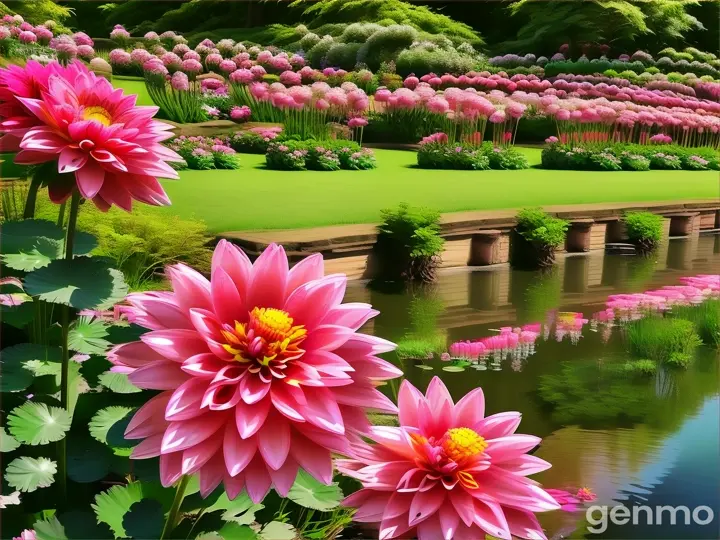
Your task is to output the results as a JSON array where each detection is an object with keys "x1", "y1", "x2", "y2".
[{"x1": 345, "y1": 235, "x2": 720, "y2": 539}]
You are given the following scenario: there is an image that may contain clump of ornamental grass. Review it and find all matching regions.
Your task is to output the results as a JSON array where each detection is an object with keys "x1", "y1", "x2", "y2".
[
  {"x1": 670, "y1": 299, "x2": 720, "y2": 348},
  {"x1": 512, "y1": 208, "x2": 569, "y2": 270},
  {"x1": 626, "y1": 316, "x2": 702, "y2": 364},
  {"x1": 624, "y1": 211, "x2": 664, "y2": 253},
  {"x1": 395, "y1": 335, "x2": 447, "y2": 359},
  {"x1": 375, "y1": 203, "x2": 445, "y2": 282},
  {"x1": 620, "y1": 359, "x2": 658, "y2": 377}
]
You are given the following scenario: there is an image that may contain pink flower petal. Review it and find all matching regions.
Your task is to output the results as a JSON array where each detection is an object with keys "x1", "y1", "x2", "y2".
[
  {"x1": 257, "y1": 413, "x2": 291, "y2": 470},
  {"x1": 247, "y1": 244, "x2": 288, "y2": 310},
  {"x1": 409, "y1": 487, "x2": 446, "y2": 526},
  {"x1": 128, "y1": 360, "x2": 191, "y2": 390},
  {"x1": 223, "y1": 422, "x2": 256, "y2": 476},
  {"x1": 287, "y1": 253, "x2": 324, "y2": 292},
  {"x1": 235, "y1": 396, "x2": 271, "y2": 439}
]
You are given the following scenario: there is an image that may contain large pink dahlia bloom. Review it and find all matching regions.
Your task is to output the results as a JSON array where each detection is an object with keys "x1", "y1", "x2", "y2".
[
  {"x1": 1, "y1": 61, "x2": 182, "y2": 211},
  {"x1": 338, "y1": 377, "x2": 560, "y2": 540},
  {"x1": 109, "y1": 242, "x2": 401, "y2": 502}
]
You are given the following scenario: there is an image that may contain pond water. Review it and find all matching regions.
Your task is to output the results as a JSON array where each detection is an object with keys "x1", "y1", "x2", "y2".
[{"x1": 345, "y1": 235, "x2": 720, "y2": 540}]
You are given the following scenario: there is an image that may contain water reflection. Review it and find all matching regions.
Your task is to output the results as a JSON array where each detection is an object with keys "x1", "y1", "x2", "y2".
[{"x1": 347, "y1": 236, "x2": 720, "y2": 539}]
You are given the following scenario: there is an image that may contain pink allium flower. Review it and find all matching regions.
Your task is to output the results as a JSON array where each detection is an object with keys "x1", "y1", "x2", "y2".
[
  {"x1": 219, "y1": 59, "x2": 237, "y2": 74},
  {"x1": 7, "y1": 61, "x2": 181, "y2": 211},
  {"x1": 73, "y1": 32, "x2": 93, "y2": 47},
  {"x1": 314, "y1": 98, "x2": 329, "y2": 111},
  {"x1": 18, "y1": 31, "x2": 37, "y2": 44},
  {"x1": 338, "y1": 377, "x2": 559, "y2": 540},
  {"x1": 279, "y1": 70, "x2": 301, "y2": 86},
  {"x1": 2, "y1": 14, "x2": 14, "y2": 24},
  {"x1": 270, "y1": 56, "x2": 292, "y2": 71},
  {"x1": 109, "y1": 48, "x2": 131, "y2": 66},
  {"x1": 55, "y1": 41, "x2": 78, "y2": 62},
  {"x1": 144, "y1": 59, "x2": 169, "y2": 76},
  {"x1": 0, "y1": 27, "x2": 11, "y2": 41},
  {"x1": 427, "y1": 96, "x2": 450, "y2": 114},
  {"x1": 161, "y1": 52, "x2": 183, "y2": 70},
  {"x1": 250, "y1": 65, "x2": 266, "y2": 78},
  {"x1": 489, "y1": 110, "x2": 506, "y2": 124},
  {"x1": 348, "y1": 116, "x2": 368, "y2": 128},
  {"x1": 199, "y1": 38, "x2": 215, "y2": 49},
  {"x1": 19, "y1": 22, "x2": 33, "y2": 31},
  {"x1": 257, "y1": 50, "x2": 273, "y2": 64},
  {"x1": 181, "y1": 59, "x2": 203, "y2": 75},
  {"x1": 183, "y1": 51, "x2": 201, "y2": 62},
  {"x1": 109, "y1": 242, "x2": 401, "y2": 501},
  {"x1": 171, "y1": 71, "x2": 190, "y2": 91},
  {"x1": 110, "y1": 27, "x2": 131, "y2": 41},
  {"x1": 404, "y1": 76, "x2": 420, "y2": 89},
  {"x1": 230, "y1": 69, "x2": 254, "y2": 84},
  {"x1": 77, "y1": 45, "x2": 95, "y2": 60},
  {"x1": 230, "y1": 105, "x2": 251, "y2": 121},
  {"x1": 130, "y1": 48, "x2": 153, "y2": 66},
  {"x1": 205, "y1": 53, "x2": 223, "y2": 68},
  {"x1": 145, "y1": 31, "x2": 160, "y2": 41},
  {"x1": 34, "y1": 26, "x2": 53, "y2": 45},
  {"x1": 545, "y1": 136, "x2": 559, "y2": 144},
  {"x1": 173, "y1": 43, "x2": 191, "y2": 57},
  {"x1": 289, "y1": 54, "x2": 305, "y2": 67}
]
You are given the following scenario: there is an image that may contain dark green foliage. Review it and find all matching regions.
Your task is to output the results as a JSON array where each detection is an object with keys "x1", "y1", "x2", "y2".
[
  {"x1": 624, "y1": 211, "x2": 663, "y2": 252},
  {"x1": 626, "y1": 316, "x2": 702, "y2": 363},
  {"x1": 395, "y1": 46, "x2": 476, "y2": 77},
  {"x1": 356, "y1": 25, "x2": 418, "y2": 70},
  {"x1": 325, "y1": 42, "x2": 363, "y2": 70},
  {"x1": 376, "y1": 203, "x2": 445, "y2": 282},
  {"x1": 666, "y1": 352, "x2": 693, "y2": 368}
]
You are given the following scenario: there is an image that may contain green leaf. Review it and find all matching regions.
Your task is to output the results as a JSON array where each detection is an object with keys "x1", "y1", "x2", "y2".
[
  {"x1": 69, "y1": 316, "x2": 111, "y2": 355},
  {"x1": 0, "y1": 344, "x2": 61, "y2": 392},
  {"x1": 259, "y1": 522, "x2": 295, "y2": 540},
  {"x1": 92, "y1": 482, "x2": 144, "y2": 538},
  {"x1": 7, "y1": 402, "x2": 71, "y2": 445},
  {"x1": 33, "y1": 516, "x2": 68, "y2": 540},
  {"x1": 287, "y1": 469, "x2": 342, "y2": 511},
  {"x1": 1, "y1": 427, "x2": 21, "y2": 452},
  {"x1": 67, "y1": 436, "x2": 112, "y2": 483},
  {"x1": 122, "y1": 499, "x2": 164, "y2": 540},
  {"x1": 207, "y1": 492, "x2": 263, "y2": 525},
  {"x1": 98, "y1": 371, "x2": 141, "y2": 393},
  {"x1": 2, "y1": 250, "x2": 53, "y2": 271},
  {"x1": 2, "y1": 302, "x2": 35, "y2": 328},
  {"x1": 4, "y1": 456, "x2": 56, "y2": 492},
  {"x1": 89, "y1": 406, "x2": 135, "y2": 455},
  {"x1": 217, "y1": 523, "x2": 259, "y2": 540},
  {"x1": 24, "y1": 257, "x2": 128, "y2": 310},
  {"x1": 57, "y1": 511, "x2": 113, "y2": 539},
  {"x1": 414, "y1": 364, "x2": 434, "y2": 370},
  {"x1": 79, "y1": 355, "x2": 112, "y2": 387},
  {"x1": 442, "y1": 365, "x2": 467, "y2": 372},
  {"x1": 0, "y1": 219, "x2": 97, "y2": 258}
]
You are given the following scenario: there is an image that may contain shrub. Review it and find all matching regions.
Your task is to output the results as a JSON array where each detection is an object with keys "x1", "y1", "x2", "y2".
[
  {"x1": 624, "y1": 211, "x2": 663, "y2": 252},
  {"x1": 650, "y1": 152, "x2": 682, "y2": 169},
  {"x1": 417, "y1": 143, "x2": 490, "y2": 170},
  {"x1": 512, "y1": 207, "x2": 568, "y2": 269},
  {"x1": 395, "y1": 46, "x2": 475, "y2": 77},
  {"x1": 229, "y1": 127, "x2": 283, "y2": 153},
  {"x1": 375, "y1": 203, "x2": 445, "y2": 282},
  {"x1": 339, "y1": 23, "x2": 383, "y2": 43},
  {"x1": 299, "y1": 31, "x2": 320, "y2": 50},
  {"x1": 306, "y1": 35, "x2": 335, "y2": 66},
  {"x1": 337, "y1": 146, "x2": 377, "y2": 169},
  {"x1": 626, "y1": 317, "x2": 701, "y2": 363},
  {"x1": 619, "y1": 153, "x2": 650, "y2": 171},
  {"x1": 357, "y1": 25, "x2": 418, "y2": 70},
  {"x1": 396, "y1": 335, "x2": 447, "y2": 359},
  {"x1": 305, "y1": 145, "x2": 342, "y2": 171},
  {"x1": 486, "y1": 145, "x2": 530, "y2": 170},
  {"x1": 325, "y1": 42, "x2": 363, "y2": 70},
  {"x1": 266, "y1": 141, "x2": 307, "y2": 170},
  {"x1": 666, "y1": 352, "x2": 693, "y2": 368},
  {"x1": 589, "y1": 152, "x2": 622, "y2": 171}
]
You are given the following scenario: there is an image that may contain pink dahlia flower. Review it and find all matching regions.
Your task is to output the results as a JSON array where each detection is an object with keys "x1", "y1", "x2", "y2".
[
  {"x1": 7, "y1": 61, "x2": 182, "y2": 211},
  {"x1": 110, "y1": 242, "x2": 401, "y2": 501},
  {"x1": 338, "y1": 377, "x2": 559, "y2": 540}
]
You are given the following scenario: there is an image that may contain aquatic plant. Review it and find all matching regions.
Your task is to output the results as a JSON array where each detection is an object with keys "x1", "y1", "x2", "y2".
[
  {"x1": 512, "y1": 208, "x2": 569, "y2": 269},
  {"x1": 621, "y1": 359, "x2": 658, "y2": 376},
  {"x1": 338, "y1": 377, "x2": 560, "y2": 539},
  {"x1": 670, "y1": 299, "x2": 720, "y2": 348},
  {"x1": 626, "y1": 316, "x2": 702, "y2": 363}
]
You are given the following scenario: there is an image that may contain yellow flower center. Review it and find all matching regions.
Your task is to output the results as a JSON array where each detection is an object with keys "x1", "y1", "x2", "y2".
[
  {"x1": 82, "y1": 106, "x2": 113, "y2": 127},
  {"x1": 220, "y1": 308, "x2": 307, "y2": 370},
  {"x1": 442, "y1": 427, "x2": 487, "y2": 463}
]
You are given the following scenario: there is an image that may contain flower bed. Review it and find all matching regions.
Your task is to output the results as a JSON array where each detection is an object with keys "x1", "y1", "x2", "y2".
[
  {"x1": 265, "y1": 140, "x2": 376, "y2": 171},
  {"x1": 541, "y1": 142, "x2": 720, "y2": 171},
  {"x1": 417, "y1": 137, "x2": 530, "y2": 170},
  {"x1": 167, "y1": 135, "x2": 242, "y2": 170}
]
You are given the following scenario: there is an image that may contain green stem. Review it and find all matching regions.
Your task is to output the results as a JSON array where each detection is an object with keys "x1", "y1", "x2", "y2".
[
  {"x1": 56, "y1": 201, "x2": 67, "y2": 228},
  {"x1": 161, "y1": 475, "x2": 191, "y2": 540},
  {"x1": 22, "y1": 172, "x2": 43, "y2": 219},
  {"x1": 57, "y1": 189, "x2": 81, "y2": 500}
]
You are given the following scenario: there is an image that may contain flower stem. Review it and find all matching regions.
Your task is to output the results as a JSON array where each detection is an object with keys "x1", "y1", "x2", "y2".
[
  {"x1": 161, "y1": 475, "x2": 191, "y2": 540},
  {"x1": 58, "y1": 189, "x2": 81, "y2": 501},
  {"x1": 22, "y1": 172, "x2": 43, "y2": 219}
]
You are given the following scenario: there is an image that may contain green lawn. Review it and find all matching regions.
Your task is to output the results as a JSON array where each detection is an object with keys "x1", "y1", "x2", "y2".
[
  {"x1": 158, "y1": 148, "x2": 719, "y2": 233},
  {"x1": 113, "y1": 77, "x2": 155, "y2": 107}
]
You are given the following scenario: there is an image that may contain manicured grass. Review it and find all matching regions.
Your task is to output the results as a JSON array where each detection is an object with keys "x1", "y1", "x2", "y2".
[
  {"x1": 159, "y1": 148, "x2": 719, "y2": 233},
  {"x1": 113, "y1": 77, "x2": 155, "y2": 107}
]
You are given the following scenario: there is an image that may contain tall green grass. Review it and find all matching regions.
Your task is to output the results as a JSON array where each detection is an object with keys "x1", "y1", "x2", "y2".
[
  {"x1": 670, "y1": 299, "x2": 720, "y2": 348},
  {"x1": 626, "y1": 316, "x2": 702, "y2": 364}
]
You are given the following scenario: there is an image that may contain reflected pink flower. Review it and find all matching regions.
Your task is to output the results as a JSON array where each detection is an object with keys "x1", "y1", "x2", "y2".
[
  {"x1": 110, "y1": 242, "x2": 401, "y2": 502},
  {"x1": 339, "y1": 377, "x2": 559, "y2": 539}
]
